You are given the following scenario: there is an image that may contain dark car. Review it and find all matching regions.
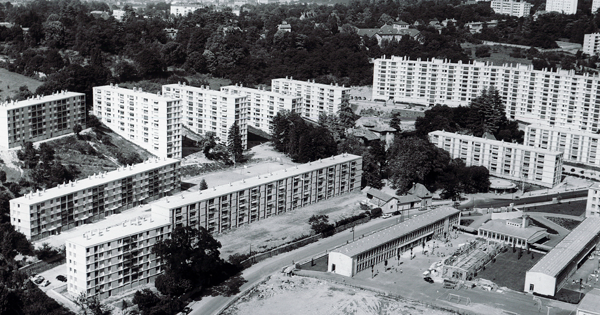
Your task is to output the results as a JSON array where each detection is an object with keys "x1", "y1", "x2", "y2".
[
  {"x1": 182, "y1": 307, "x2": 192, "y2": 314},
  {"x1": 56, "y1": 275, "x2": 67, "y2": 282},
  {"x1": 424, "y1": 276, "x2": 434, "y2": 284}
]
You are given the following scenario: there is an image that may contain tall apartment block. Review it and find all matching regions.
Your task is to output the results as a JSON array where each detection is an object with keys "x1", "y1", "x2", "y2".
[
  {"x1": 93, "y1": 85, "x2": 182, "y2": 159},
  {"x1": 429, "y1": 131, "x2": 563, "y2": 188},
  {"x1": 220, "y1": 84, "x2": 302, "y2": 134},
  {"x1": 586, "y1": 182, "x2": 600, "y2": 217},
  {"x1": 373, "y1": 56, "x2": 600, "y2": 133},
  {"x1": 525, "y1": 124, "x2": 600, "y2": 168},
  {"x1": 162, "y1": 83, "x2": 249, "y2": 149},
  {"x1": 66, "y1": 213, "x2": 171, "y2": 299},
  {"x1": 491, "y1": 0, "x2": 532, "y2": 17},
  {"x1": 594, "y1": 0, "x2": 600, "y2": 13},
  {"x1": 10, "y1": 158, "x2": 180, "y2": 241},
  {"x1": 545, "y1": 0, "x2": 578, "y2": 14},
  {"x1": 271, "y1": 77, "x2": 350, "y2": 121},
  {"x1": 583, "y1": 33, "x2": 600, "y2": 56},
  {"x1": 151, "y1": 153, "x2": 362, "y2": 233},
  {"x1": 0, "y1": 91, "x2": 86, "y2": 148}
]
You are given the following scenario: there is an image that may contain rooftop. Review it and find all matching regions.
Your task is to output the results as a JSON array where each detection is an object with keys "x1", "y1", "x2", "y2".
[
  {"x1": 220, "y1": 85, "x2": 301, "y2": 100},
  {"x1": 429, "y1": 130, "x2": 564, "y2": 156},
  {"x1": 152, "y1": 153, "x2": 361, "y2": 210},
  {"x1": 408, "y1": 183, "x2": 431, "y2": 198},
  {"x1": 369, "y1": 125, "x2": 396, "y2": 133},
  {"x1": 478, "y1": 219, "x2": 547, "y2": 240},
  {"x1": 95, "y1": 84, "x2": 180, "y2": 101},
  {"x1": 163, "y1": 83, "x2": 247, "y2": 98},
  {"x1": 272, "y1": 77, "x2": 350, "y2": 91},
  {"x1": 528, "y1": 217, "x2": 600, "y2": 277},
  {"x1": 527, "y1": 123, "x2": 600, "y2": 137},
  {"x1": 332, "y1": 207, "x2": 460, "y2": 257},
  {"x1": 14, "y1": 158, "x2": 179, "y2": 206},
  {"x1": 0, "y1": 91, "x2": 84, "y2": 110},
  {"x1": 366, "y1": 188, "x2": 396, "y2": 203},
  {"x1": 578, "y1": 288, "x2": 600, "y2": 313},
  {"x1": 67, "y1": 213, "x2": 170, "y2": 247},
  {"x1": 397, "y1": 194, "x2": 422, "y2": 204}
]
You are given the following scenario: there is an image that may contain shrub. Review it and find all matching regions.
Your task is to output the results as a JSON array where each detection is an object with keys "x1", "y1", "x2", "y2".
[{"x1": 370, "y1": 208, "x2": 383, "y2": 218}]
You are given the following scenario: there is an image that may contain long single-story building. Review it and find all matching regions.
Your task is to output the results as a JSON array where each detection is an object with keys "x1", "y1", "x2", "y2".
[
  {"x1": 328, "y1": 207, "x2": 460, "y2": 277},
  {"x1": 477, "y1": 215, "x2": 548, "y2": 249},
  {"x1": 524, "y1": 217, "x2": 600, "y2": 296}
]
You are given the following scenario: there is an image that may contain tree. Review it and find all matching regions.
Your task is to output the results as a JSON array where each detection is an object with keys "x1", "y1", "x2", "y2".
[
  {"x1": 337, "y1": 99, "x2": 358, "y2": 130},
  {"x1": 389, "y1": 111, "x2": 401, "y2": 132},
  {"x1": 0, "y1": 170, "x2": 7, "y2": 184},
  {"x1": 152, "y1": 226, "x2": 228, "y2": 295},
  {"x1": 475, "y1": 45, "x2": 491, "y2": 57},
  {"x1": 227, "y1": 121, "x2": 243, "y2": 164},
  {"x1": 199, "y1": 179, "x2": 208, "y2": 190},
  {"x1": 370, "y1": 207, "x2": 383, "y2": 218},
  {"x1": 132, "y1": 289, "x2": 160, "y2": 314},
  {"x1": 16, "y1": 142, "x2": 38, "y2": 169},
  {"x1": 73, "y1": 124, "x2": 83, "y2": 140},
  {"x1": 362, "y1": 151, "x2": 382, "y2": 189},
  {"x1": 308, "y1": 214, "x2": 334, "y2": 236}
]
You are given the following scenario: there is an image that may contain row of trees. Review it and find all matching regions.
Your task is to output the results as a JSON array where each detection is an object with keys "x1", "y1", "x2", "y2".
[{"x1": 16, "y1": 141, "x2": 80, "y2": 190}]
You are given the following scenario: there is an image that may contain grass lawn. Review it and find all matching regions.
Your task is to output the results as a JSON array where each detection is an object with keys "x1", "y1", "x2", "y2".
[
  {"x1": 460, "y1": 219, "x2": 474, "y2": 226},
  {"x1": 545, "y1": 217, "x2": 582, "y2": 230},
  {"x1": 476, "y1": 250, "x2": 544, "y2": 291},
  {"x1": 0, "y1": 68, "x2": 43, "y2": 100},
  {"x1": 462, "y1": 44, "x2": 533, "y2": 66},
  {"x1": 522, "y1": 200, "x2": 586, "y2": 216},
  {"x1": 298, "y1": 254, "x2": 328, "y2": 272}
]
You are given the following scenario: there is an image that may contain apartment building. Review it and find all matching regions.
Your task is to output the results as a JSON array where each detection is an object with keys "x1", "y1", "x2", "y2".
[
  {"x1": 220, "y1": 84, "x2": 301, "y2": 134},
  {"x1": 525, "y1": 124, "x2": 600, "y2": 168},
  {"x1": 10, "y1": 158, "x2": 180, "y2": 241},
  {"x1": 583, "y1": 33, "x2": 600, "y2": 56},
  {"x1": 586, "y1": 182, "x2": 600, "y2": 217},
  {"x1": 93, "y1": 85, "x2": 182, "y2": 159},
  {"x1": 545, "y1": 0, "x2": 578, "y2": 14},
  {"x1": 373, "y1": 56, "x2": 600, "y2": 133},
  {"x1": 170, "y1": 3, "x2": 205, "y2": 16},
  {"x1": 594, "y1": 0, "x2": 600, "y2": 13},
  {"x1": 151, "y1": 153, "x2": 362, "y2": 234},
  {"x1": 429, "y1": 131, "x2": 563, "y2": 188},
  {"x1": 66, "y1": 213, "x2": 171, "y2": 299},
  {"x1": 271, "y1": 77, "x2": 350, "y2": 121},
  {"x1": 491, "y1": 0, "x2": 532, "y2": 17},
  {"x1": 162, "y1": 83, "x2": 249, "y2": 149},
  {"x1": 0, "y1": 91, "x2": 86, "y2": 149}
]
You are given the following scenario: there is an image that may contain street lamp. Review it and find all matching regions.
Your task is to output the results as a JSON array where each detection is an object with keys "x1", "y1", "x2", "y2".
[{"x1": 350, "y1": 225, "x2": 355, "y2": 242}]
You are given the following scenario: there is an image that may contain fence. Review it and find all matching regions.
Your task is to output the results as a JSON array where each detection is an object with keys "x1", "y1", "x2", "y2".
[
  {"x1": 240, "y1": 234, "x2": 322, "y2": 269},
  {"x1": 19, "y1": 257, "x2": 66, "y2": 276}
]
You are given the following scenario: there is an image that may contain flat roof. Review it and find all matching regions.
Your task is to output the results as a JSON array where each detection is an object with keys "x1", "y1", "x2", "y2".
[
  {"x1": 162, "y1": 83, "x2": 247, "y2": 98},
  {"x1": 478, "y1": 220, "x2": 547, "y2": 240},
  {"x1": 0, "y1": 91, "x2": 84, "y2": 110},
  {"x1": 13, "y1": 158, "x2": 179, "y2": 206},
  {"x1": 67, "y1": 213, "x2": 170, "y2": 247},
  {"x1": 528, "y1": 217, "x2": 600, "y2": 277},
  {"x1": 578, "y1": 288, "x2": 600, "y2": 314},
  {"x1": 220, "y1": 85, "x2": 301, "y2": 99},
  {"x1": 429, "y1": 130, "x2": 563, "y2": 156},
  {"x1": 272, "y1": 78, "x2": 350, "y2": 91},
  {"x1": 332, "y1": 206, "x2": 460, "y2": 258},
  {"x1": 95, "y1": 85, "x2": 180, "y2": 101},
  {"x1": 152, "y1": 153, "x2": 361, "y2": 210}
]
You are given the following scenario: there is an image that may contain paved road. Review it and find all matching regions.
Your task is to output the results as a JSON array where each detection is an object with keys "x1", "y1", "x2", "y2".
[{"x1": 458, "y1": 189, "x2": 588, "y2": 210}]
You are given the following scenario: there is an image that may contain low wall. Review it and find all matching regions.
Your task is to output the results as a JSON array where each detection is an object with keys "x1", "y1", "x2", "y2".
[
  {"x1": 19, "y1": 257, "x2": 65, "y2": 276},
  {"x1": 240, "y1": 234, "x2": 322, "y2": 269},
  {"x1": 491, "y1": 210, "x2": 523, "y2": 220}
]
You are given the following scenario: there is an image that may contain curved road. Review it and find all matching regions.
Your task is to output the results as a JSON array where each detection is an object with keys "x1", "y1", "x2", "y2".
[{"x1": 191, "y1": 189, "x2": 589, "y2": 315}]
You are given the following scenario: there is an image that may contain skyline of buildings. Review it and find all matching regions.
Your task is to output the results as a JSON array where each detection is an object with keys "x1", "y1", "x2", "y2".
[
  {"x1": 0, "y1": 91, "x2": 86, "y2": 149},
  {"x1": 93, "y1": 84, "x2": 183, "y2": 159},
  {"x1": 545, "y1": 0, "x2": 578, "y2": 14},
  {"x1": 490, "y1": 0, "x2": 532, "y2": 17}
]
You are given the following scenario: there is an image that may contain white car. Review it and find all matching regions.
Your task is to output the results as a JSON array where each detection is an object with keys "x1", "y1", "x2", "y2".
[{"x1": 382, "y1": 214, "x2": 392, "y2": 219}]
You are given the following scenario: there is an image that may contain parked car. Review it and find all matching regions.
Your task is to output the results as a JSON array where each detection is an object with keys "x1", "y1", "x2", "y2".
[
  {"x1": 182, "y1": 307, "x2": 192, "y2": 314},
  {"x1": 56, "y1": 275, "x2": 67, "y2": 282},
  {"x1": 423, "y1": 276, "x2": 434, "y2": 284},
  {"x1": 42, "y1": 280, "x2": 50, "y2": 287},
  {"x1": 33, "y1": 276, "x2": 44, "y2": 284},
  {"x1": 382, "y1": 214, "x2": 392, "y2": 219}
]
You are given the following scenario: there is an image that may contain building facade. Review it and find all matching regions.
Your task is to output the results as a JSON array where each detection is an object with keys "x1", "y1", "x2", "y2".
[
  {"x1": 586, "y1": 182, "x2": 600, "y2": 217},
  {"x1": 151, "y1": 153, "x2": 362, "y2": 234},
  {"x1": 271, "y1": 78, "x2": 350, "y2": 121},
  {"x1": 491, "y1": 0, "x2": 532, "y2": 17},
  {"x1": 10, "y1": 158, "x2": 180, "y2": 241},
  {"x1": 66, "y1": 214, "x2": 171, "y2": 299},
  {"x1": 594, "y1": 0, "x2": 600, "y2": 13},
  {"x1": 477, "y1": 215, "x2": 548, "y2": 249},
  {"x1": 220, "y1": 84, "x2": 301, "y2": 134},
  {"x1": 93, "y1": 85, "x2": 182, "y2": 159},
  {"x1": 525, "y1": 124, "x2": 600, "y2": 168},
  {"x1": 373, "y1": 56, "x2": 600, "y2": 133},
  {"x1": 328, "y1": 207, "x2": 460, "y2": 277},
  {"x1": 545, "y1": 0, "x2": 578, "y2": 14},
  {"x1": 162, "y1": 83, "x2": 249, "y2": 149},
  {"x1": 170, "y1": 4, "x2": 205, "y2": 16},
  {"x1": 0, "y1": 91, "x2": 86, "y2": 149},
  {"x1": 429, "y1": 131, "x2": 564, "y2": 188},
  {"x1": 583, "y1": 33, "x2": 600, "y2": 56}
]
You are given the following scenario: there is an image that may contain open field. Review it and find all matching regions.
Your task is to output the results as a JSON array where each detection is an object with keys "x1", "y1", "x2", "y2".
[
  {"x1": 223, "y1": 273, "x2": 455, "y2": 315},
  {"x1": 475, "y1": 250, "x2": 543, "y2": 292},
  {"x1": 0, "y1": 68, "x2": 43, "y2": 100},
  {"x1": 216, "y1": 191, "x2": 365, "y2": 258},
  {"x1": 462, "y1": 43, "x2": 533, "y2": 66},
  {"x1": 522, "y1": 200, "x2": 586, "y2": 216}
]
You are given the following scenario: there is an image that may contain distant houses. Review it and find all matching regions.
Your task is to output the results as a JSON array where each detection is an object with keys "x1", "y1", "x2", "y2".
[{"x1": 355, "y1": 22, "x2": 423, "y2": 46}]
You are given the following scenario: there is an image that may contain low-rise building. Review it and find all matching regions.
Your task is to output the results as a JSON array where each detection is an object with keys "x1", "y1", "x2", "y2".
[
  {"x1": 429, "y1": 131, "x2": 563, "y2": 188},
  {"x1": 10, "y1": 158, "x2": 180, "y2": 241},
  {"x1": 525, "y1": 217, "x2": 600, "y2": 296},
  {"x1": 477, "y1": 215, "x2": 548, "y2": 249},
  {"x1": 66, "y1": 213, "x2": 171, "y2": 299},
  {"x1": 151, "y1": 153, "x2": 362, "y2": 233},
  {"x1": 93, "y1": 85, "x2": 182, "y2": 159},
  {"x1": 407, "y1": 183, "x2": 433, "y2": 209},
  {"x1": 365, "y1": 188, "x2": 398, "y2": 213},
  {"x1": 328, "y1": 207, "x2": 460, "y2": 277},
  {"x1": 0, "y1": 91, "x2": 86, "y2": 149},
  {"x1": 112, "y1": 9, "x2": 125, "y2": 21}
]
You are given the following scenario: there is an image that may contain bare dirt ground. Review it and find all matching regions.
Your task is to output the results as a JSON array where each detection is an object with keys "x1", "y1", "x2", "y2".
[
  {"x1": 223, "y1": 273, "x2": 454, "y2": 315},
  {"x1": 216, "y1": 191, "x2": 365, "y2": 259}
]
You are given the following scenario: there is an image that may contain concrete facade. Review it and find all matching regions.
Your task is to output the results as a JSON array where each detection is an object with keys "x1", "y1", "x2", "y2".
[
  {"x1": 546, "y1": 0, "x2": 578, "y2": 14},
  {"x1": 429, "y1": 131, "x2": 563, "y2": 188},
  {"x1": 491, "y1": 0, "x2": 532, "y2": 17},
  {"x1": 10, "y1": 158, "x2": 180, "y2": 241},
  {"x1": 93, "y1": 85, "x2": 182, "y2": 159},
  {"x1": 584, "y1": 33, "x2": 600, "y2": 56},
  {"x1": 525, "y1": 124, "x2": 600, "y2": 168},
  {"x1": 0, "y1": 91, "x2": 86, "y2": 148},
  {"x1": 586, "y1": 182, "x2": 600, "y2": 217}
]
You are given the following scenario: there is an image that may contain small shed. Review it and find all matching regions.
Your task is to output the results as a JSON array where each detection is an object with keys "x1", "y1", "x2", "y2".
[{"x1": 365, "y1": 188, "x2": 398, "y2": 213}]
